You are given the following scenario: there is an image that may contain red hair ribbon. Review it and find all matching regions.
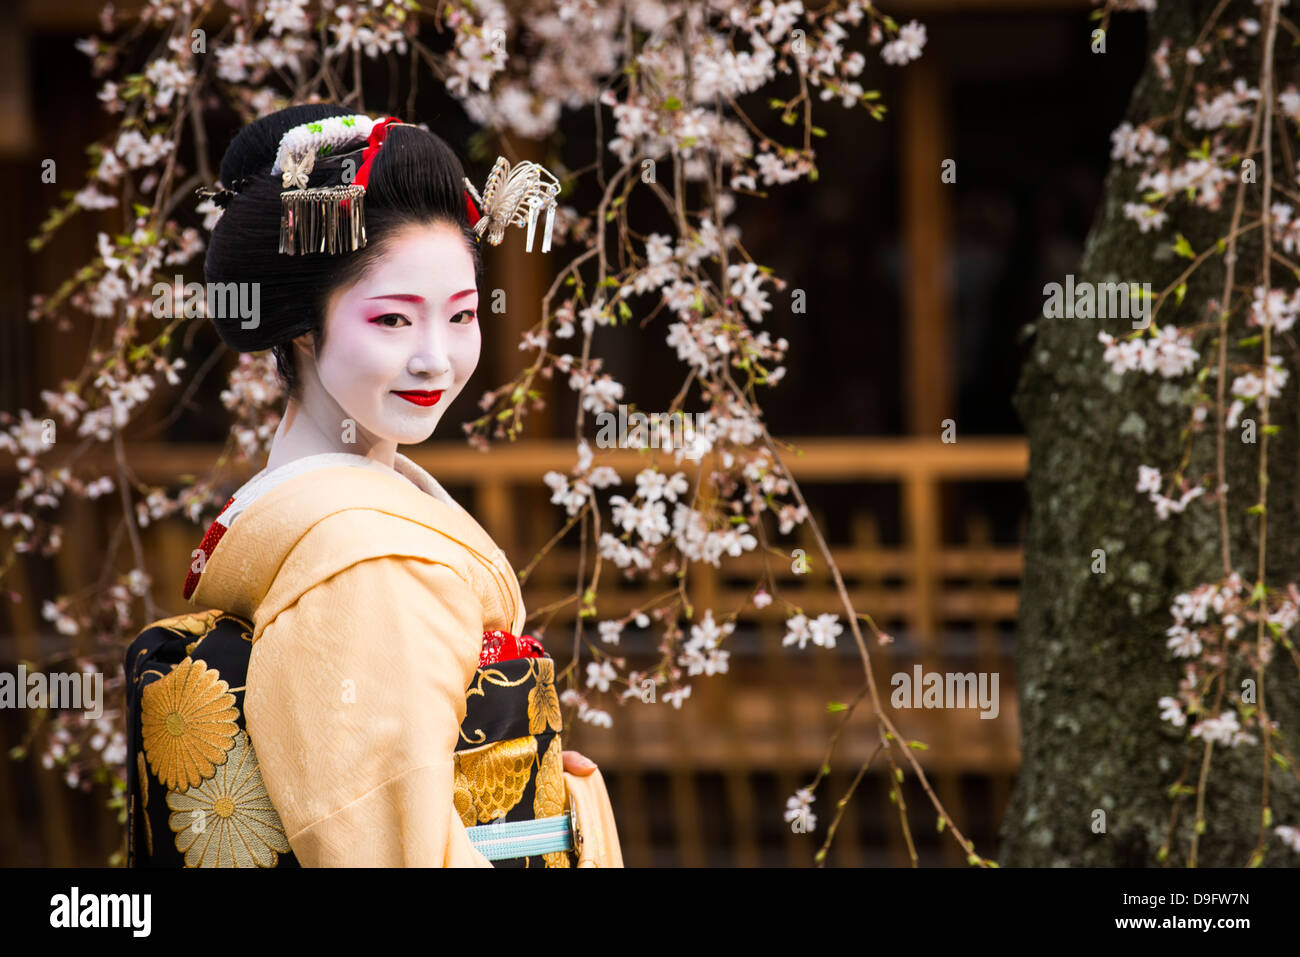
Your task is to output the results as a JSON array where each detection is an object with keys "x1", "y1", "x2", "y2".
[
  {"x1": 354, "y1": 115, "x2": 482, "y2": 227},
  {"x1": 352, "y1": 115, "x2": 400, "y2": 191}
]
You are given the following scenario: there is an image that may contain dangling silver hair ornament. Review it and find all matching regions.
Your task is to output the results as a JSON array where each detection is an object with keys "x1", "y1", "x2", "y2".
[
  {"x1": 271, "y1": 113, "x2": 378, "y2": 255},
  {"x1": 462, "y1": 157, "x2": 561, "y2": 254}
]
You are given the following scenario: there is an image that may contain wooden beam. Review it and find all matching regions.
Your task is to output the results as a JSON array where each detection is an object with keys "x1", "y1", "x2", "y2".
[
  {"x1": 2, "y1": 436, "x2": 1026, "y2": 485},
  {"x1": 900, "y1": 54, "x2": 954, "y2": 436},
  {"x1": 22, "y1": 0, "x2": 145, "y2": 31},
  {"x1": 0, "y1": 19, "x2": 32, "y2": 159}
]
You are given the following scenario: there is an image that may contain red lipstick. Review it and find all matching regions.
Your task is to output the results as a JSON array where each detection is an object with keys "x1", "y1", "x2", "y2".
[{"x1": 392, "y1": 390, "x2": 444, "y2": 407}]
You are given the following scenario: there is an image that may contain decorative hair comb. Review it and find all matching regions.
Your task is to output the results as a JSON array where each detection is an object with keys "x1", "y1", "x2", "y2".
[
  {"x1": 462, "y1": 156, "x2": 561, "y2": 254},
  {"x1": 194, "y1": 112, "x2": 563, "y2": 256}
]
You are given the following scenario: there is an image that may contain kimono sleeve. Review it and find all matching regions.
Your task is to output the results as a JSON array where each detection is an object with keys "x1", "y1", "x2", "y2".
[{"x1": 244, "y1": 554, "x2": 494, "y2": 867}]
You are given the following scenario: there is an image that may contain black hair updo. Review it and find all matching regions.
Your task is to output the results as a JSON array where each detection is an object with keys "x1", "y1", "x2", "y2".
[{"x1": 203, "y1": 103, "x2": 484, "y2": 399}]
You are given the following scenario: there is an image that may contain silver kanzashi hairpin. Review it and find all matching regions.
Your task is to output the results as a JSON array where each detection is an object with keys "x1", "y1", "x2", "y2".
[
  {"x1": 273, "y1": 114, "x2": 376, "y2": 255},
  {"x1": 463, "y1": 157, "x2": 561, "y2": 254}
]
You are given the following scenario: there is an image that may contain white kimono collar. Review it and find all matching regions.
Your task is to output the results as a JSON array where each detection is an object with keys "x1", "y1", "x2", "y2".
[{"x1": 218, "y1": 450, "x2": 466, "y2": 530}]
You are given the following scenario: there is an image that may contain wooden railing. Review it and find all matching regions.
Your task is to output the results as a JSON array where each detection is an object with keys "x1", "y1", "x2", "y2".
[{"x1": 0, "y1": 437, "x2": 1028, "y2": 865}]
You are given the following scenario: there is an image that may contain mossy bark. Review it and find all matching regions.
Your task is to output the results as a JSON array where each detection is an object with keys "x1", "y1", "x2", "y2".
[{"x1": 1000, "y1": 0, "x2": 1300, "y2": 866}]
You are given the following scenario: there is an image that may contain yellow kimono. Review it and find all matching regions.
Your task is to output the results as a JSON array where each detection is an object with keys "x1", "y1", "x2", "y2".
[{"x1": 173, "y1": 451, "x2": 621, "y2": 867}]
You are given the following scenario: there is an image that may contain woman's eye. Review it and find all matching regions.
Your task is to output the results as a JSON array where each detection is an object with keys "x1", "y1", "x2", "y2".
[
  {"x1": 372, "y1": 314, "x2": 409, "y2": 328},
  {"x1": 452, "y1": 310, "x2": 477, "y2": 324}
]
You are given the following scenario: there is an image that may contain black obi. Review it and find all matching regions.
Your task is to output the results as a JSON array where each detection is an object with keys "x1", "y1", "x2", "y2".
[{"x1": 125, "y1": 610, "x2": 576, "y2": 867}]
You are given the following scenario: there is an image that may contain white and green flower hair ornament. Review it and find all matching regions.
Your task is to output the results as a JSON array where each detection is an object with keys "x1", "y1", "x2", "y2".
[{"x1": 269, "y1": 113, "x2": 376, "y2": 188}]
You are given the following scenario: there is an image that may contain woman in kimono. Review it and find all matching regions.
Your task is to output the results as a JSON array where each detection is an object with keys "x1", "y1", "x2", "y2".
[{"x1": 126, "y1": 104, "x2": 621, "y2": 867}]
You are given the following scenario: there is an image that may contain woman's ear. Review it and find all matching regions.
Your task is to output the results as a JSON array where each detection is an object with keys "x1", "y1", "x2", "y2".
[{"x1": 292, "y1": 330, "x2": 317, "y2": 362}]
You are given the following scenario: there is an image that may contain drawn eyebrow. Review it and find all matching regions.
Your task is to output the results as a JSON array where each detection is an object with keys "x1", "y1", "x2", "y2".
[{"x1": 364, "y1": 289, "x2": 478, "y2": 304}]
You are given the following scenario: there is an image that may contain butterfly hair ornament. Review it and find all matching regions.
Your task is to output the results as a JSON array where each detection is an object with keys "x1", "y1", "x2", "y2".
[{"x1": 195, "y1": 113, "x2": 562, "y2": 256}]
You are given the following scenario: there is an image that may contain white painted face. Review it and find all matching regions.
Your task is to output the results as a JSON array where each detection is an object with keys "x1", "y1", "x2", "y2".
[{"x1": 303, "y1": 221, "x2": 481, "y2": 450}]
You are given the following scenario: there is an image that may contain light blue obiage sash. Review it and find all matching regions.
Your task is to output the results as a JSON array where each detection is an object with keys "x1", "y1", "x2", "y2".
[{"x1": 465, "y1": 809, "x2": 577, "y2": 861}]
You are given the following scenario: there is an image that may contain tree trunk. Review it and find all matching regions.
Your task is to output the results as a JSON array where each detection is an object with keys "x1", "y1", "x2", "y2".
[{"x1": 1001, "y1": 0, "x2": 1300, "y2": 866}]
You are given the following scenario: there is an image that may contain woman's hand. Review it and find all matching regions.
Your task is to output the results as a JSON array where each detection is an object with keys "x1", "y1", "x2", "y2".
[{"x1": 562, "y1": 750, "x2": 598, "y2": 776}]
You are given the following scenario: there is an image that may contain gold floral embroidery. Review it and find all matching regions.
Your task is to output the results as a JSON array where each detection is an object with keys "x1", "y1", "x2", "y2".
[
  {"x1": 149, "y1": 609, "x2": 224, "y2": 639},
  {"x1": 136, "y1": 750, "x2": 155, "y2": 856},
  {"x1": 185, "y1": 614, "x2": 252, "y2": 655},
  {"x1": 455, "y1": 736, "x2": 537, "y2": 822},
  {"x1": 460, "y1": 665, "x2": 535, "y2": 746},
  {"x1": 453, "y1": 766, "x2": 475, "y2": 827},
  {"x1": 534, "y1": 736, "x2": 565, "y2": 817},
  {"x1": 460, "y1": 727, "x2": 487, "y2": 748},
  {"x1": 165, "y1": 730, "x2": 290, "y2": 867},
  {"x1": 465, "y1": 666, "x2": 532, "y2": 701},
  {"x1": 535, "y1": 737, "x2": 571, "y2": 868},
  {"x1": 528, "y1": 658, "x2": 562, "y2": 735},
  {"x1": 141, "y1": 656, "x2": 239, "y2": 791}
]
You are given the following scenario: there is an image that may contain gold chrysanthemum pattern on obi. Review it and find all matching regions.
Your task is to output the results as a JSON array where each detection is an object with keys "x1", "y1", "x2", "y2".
[
  {"x1": 165, "y1": 730, "x2": 291, "y2": 867},
  {"x1": 454, "y1": 735, "x2": 538, "y2": 823},
  {"x1": 141, "y1": 656, "x2": 239, "y2": 791}
]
